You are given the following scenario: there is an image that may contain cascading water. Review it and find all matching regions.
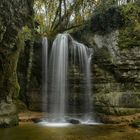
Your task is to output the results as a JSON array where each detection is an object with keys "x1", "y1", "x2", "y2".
[
  {"x1": 71, "y1": 40, "x2": 94, "y2": 122},
  {"x1": 42, "y1": 37, "x2": 48, "y2": 112},
  {"x1": 42, "y1": 33, "x2": 96, "y2": 125},
  {"x1": 84, "y1": 49, "x2": 94, "y2": 123},
  {"x1": 49, "y1": 34, "x2": 69, "y2": 122}
]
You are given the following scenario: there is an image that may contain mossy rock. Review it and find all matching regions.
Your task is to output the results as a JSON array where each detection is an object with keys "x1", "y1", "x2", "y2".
[
  {"x1": 130, "y1": 120, "x2": 140, "y2": 128},
  {"x1": 0, "y1": 0, "x2": 34, "y2": 127},
  {"x1": 0, "y1": 115, "x2": 18, "y2": 128}
]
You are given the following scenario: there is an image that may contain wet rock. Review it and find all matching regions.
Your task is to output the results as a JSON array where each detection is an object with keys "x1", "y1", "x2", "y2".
[
  {"x1": 67, "y1": 119, "x2": 81, "y2": 124},
  {"x1": 32, "y1": 118, "x2": 43, "y2": 123}
]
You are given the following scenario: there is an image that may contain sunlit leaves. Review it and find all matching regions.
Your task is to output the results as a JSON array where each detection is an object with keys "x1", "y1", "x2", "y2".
[{"x1": 34, "y1": 0, "x2": 97, "y2": 36}]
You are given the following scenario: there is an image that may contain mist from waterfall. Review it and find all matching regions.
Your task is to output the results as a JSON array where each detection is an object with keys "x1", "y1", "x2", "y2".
[{"x1": 42, "y1": 33, "x2": 95, "y2": 124}]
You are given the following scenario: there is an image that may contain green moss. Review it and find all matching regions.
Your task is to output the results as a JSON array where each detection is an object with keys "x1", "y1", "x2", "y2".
[
  {"x1": 0, "y1": 0, "x2": 34, "y2": 127},
  {"x1": 130, "y1": 120, "x2": 140, "y2": 128},
  {"x1": 9, "y1": 115, "x2": 19, "y2": 127}
]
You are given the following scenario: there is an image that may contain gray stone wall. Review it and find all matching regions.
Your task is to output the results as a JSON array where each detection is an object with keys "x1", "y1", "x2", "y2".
[{"x1": 82, "y1": 31, "x2": 140, "y2": 116}]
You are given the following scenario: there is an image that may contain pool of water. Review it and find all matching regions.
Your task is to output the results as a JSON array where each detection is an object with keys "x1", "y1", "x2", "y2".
[{"x1": 0, "y1": 123, "x2": 140, "y2": 140}]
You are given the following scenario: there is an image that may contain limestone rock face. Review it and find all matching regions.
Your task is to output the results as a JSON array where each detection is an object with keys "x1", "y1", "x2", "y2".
[
  {"x1": 81, "y1": 31, "x2": 140, "y2": 116},
  {"x1": 0, "y1": 0, "x2": 33, "y2": 127}
]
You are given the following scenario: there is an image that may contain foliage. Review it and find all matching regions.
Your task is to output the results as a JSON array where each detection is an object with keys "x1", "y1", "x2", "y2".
[
  {"x1": 118, "y1": 3, "x2": 140, "y2": 49},
  {"x1": 90, "y1": 6, "x2": 124, "y2": 34},
  {"x1": 34, "y1": 0, "x2": 98, "y2": 37},
  {"x1": 94, "y1": 0, "x2": 118, "y2": 13},
  {"x1": 121, "y1": 3, "x2": 140, "y2": 26},
  {"x1": 18, "y1": 26, "x2": 32, "y2": 50}
]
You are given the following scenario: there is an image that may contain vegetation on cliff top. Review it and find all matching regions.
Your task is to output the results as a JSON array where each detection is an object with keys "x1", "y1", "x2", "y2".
[
  {"x1": 73, "y1": 2, "x2": 140, "y2": 49},
  {"x1": 118, "y1": 3, "x2": 140, "y2": 49}
]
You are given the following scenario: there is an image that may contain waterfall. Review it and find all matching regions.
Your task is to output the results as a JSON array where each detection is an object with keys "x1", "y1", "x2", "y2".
[
  {"x1": 42, "y1": 33, "x2": 95, "y2": 124},
  {"x1": 72, "y1": 40, "x2": 94, "y2": 122},
  {"x1": 84, "y1": 50, "x2": 94, "y2": 122},
  {"x1": 49, "y1": 34, "x2": 69, "y2": 122},
  {"x1": 42, "y1": 37, "x2": 48, "y2": 112}
]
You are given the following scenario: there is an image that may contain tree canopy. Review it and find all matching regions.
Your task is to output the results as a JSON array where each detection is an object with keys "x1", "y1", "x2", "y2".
[
  {"x1": 34, "y1": 0, "x2": 98, "y2": 36},
  {"x1": 33, "y1": 0, "x2": 137, "y2": 37}
]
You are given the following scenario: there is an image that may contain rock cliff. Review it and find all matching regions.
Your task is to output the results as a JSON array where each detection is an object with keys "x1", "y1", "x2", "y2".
[
  {"x1": 82, "y1": 31, "x2": 140, "y2": 117},
  {"x1": 0, "y1": 0, "x2": 33, "y2": 127}
]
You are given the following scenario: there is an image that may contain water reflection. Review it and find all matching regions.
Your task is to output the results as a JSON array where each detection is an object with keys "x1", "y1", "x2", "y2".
[{"x1": 0, "y1": 123, "x2": 140, "y2": 140}]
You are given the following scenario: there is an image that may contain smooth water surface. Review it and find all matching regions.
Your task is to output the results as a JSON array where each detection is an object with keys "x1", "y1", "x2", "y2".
[{"x1": 0, "y1": 123, "x2": 140, "y2": 140}]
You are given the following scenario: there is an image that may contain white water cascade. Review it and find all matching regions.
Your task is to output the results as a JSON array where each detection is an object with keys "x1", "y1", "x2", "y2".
[
  {"x1": 71, "y1": 40, "x2": 94, "y2": 122},
  {"x1": 84, "y1": 50, "x2": 94, "y2": 123},
  {"x1": 42, "y1": 34, "x2": 96, "y2": 125},
  {"x1": 42, "y1": 37, "x2": 48, "y2": 112},
  {"x1": 49, "y1": 34, "x2": 69, "y2": 122}
]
